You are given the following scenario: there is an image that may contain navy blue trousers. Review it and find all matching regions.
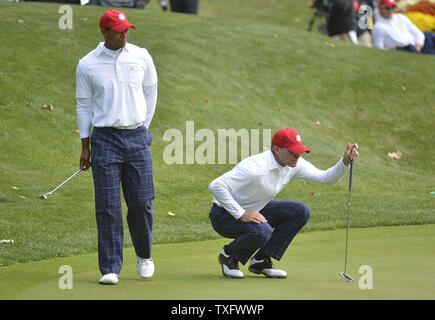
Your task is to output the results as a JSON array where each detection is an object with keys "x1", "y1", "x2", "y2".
[
  {"x1": 422, "y1": 31, "x2": 435, "y2": 55},
  {"x1": 209, "y1": 200, "x2": 310, "y2": 265},
  {"x1": 91, "y1": 126, "x2": 154, "y2": 275}
]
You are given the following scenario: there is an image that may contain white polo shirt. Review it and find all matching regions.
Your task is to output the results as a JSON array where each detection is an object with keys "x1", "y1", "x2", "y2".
[
  {"x1": 372, "y1": 14, "x2": 425, "y2": 50},
  {"x1": 76, "y1": 42, "x2": 158, "y2": 138},
  {"x1": 208, "y1": 150, "x2": 349, "y2": 219}
]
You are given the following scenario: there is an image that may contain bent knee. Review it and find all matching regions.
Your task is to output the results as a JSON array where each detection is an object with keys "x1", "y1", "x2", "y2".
[
  {"x1": 298, "y1": 203, "x2": 311, "y2": 224},
  {"x1": 287, "y1": 202, "x2": 310, "y2": 225},
  {"x1": 248, "y1": 223, "x2": 272, "y2": 244}
]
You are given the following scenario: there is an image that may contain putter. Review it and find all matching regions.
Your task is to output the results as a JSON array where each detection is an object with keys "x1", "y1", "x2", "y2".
[
  {"x1": 39, "y1": 169, "x2": 83, "y2": 199},
  {"x1": 340, "y1": 159, "x2": 354, "y2": 282}
]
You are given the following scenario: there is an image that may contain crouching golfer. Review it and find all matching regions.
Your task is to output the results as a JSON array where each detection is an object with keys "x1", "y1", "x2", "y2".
[{"x1": 208, "y1": 128, "x2": 359, "y2": 279}]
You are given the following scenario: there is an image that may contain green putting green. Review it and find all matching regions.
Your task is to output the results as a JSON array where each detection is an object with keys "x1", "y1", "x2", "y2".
[{"x1": 1, "y1": 224, "x2": 434, "y2": 300}]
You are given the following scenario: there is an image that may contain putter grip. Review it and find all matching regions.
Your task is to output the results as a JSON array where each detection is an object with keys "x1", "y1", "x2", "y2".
[{"x1": 349, "y1": 160, "x2": 353, "y2": 191}]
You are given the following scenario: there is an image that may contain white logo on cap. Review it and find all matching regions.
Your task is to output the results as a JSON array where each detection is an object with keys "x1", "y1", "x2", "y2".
[
  {"x1": 296, "y1": 135, "x2": 302, "y2": 142},
  {"x1": 119, "y1": 14, "x2": 126, "y2": 21}
]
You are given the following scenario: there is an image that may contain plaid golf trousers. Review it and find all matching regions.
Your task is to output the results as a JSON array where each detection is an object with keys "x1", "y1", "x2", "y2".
[
  {"x1": 91, "y1": 126, "x2": 154, "y2": 275},
  {"x1": 209, "y1": 200, "x2": 310, "y2": 265}
]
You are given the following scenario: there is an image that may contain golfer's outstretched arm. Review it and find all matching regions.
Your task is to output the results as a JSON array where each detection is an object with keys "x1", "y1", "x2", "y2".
[{"x1": 295, "y1": 143, "x2": 359, "y2": 184}]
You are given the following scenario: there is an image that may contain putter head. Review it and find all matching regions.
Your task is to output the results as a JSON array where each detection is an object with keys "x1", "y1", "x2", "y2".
[
  {"x1": 340, "y1": 272, "x2": 354, "y2": 282},
  {"x1": 39, "y1": 194, "x2": 48, "y2": 200}
]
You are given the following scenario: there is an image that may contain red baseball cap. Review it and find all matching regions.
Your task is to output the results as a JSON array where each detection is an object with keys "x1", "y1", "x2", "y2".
[
  {"x1": 378, "y1": 0, "x2": 397, "y2": 8},
  {"x1": 272, "y1": 128, "x2": 310, "y2": 154},
  {"x1": 99, "y1": 10, "x2": 136, "y2": 32}
]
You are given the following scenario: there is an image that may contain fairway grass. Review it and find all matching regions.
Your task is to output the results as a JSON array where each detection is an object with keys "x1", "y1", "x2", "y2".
[{"x1": 1, "y1": 224, "x2": 434, "y2": 300}]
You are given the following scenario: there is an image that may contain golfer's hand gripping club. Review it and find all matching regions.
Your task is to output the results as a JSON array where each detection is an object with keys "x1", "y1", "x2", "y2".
[{"x1": 343, "y1": 143, "x2": 359, "y2": 167}]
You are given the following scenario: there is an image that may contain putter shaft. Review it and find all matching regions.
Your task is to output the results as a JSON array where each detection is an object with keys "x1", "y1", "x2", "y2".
[
  {"x1": 342, "y1": 160, "x2": 353, "y2": 280},
  {"x1": 40, "y1": 169, "x2": 82, "y2": 199}
]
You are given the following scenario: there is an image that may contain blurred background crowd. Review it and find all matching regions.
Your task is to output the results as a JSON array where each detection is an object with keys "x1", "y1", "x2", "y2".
[{"x1": 13, "y1": 0, "x2": 435, "y2": 53}]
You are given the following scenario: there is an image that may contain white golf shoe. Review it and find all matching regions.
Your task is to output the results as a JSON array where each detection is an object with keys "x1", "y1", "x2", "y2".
[
  {"x1": 218, "y1": 249, "x2": 244, "y2": 279},
  {"x1": 137, "y1": 256, "x2": 155, "y2": 279},
  {"x1": 248, "y1": 257, "x2": 287, "y2": 279},
  {"x1": 99, "y1": 273, "x2": 119, "y2": 285}
]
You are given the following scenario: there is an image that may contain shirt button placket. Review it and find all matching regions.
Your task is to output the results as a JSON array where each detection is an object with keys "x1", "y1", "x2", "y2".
[{"x1": 116, "y1": 53, "x2": 122, "y2": 83}]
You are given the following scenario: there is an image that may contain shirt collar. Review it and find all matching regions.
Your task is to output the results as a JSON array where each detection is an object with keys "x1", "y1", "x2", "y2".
[
  {"x1": 267, "y1": 150, "x2": 286, "y2": 171},
  {"x1": 96, "y1": 42, "x2": 131, "y2": 56}
]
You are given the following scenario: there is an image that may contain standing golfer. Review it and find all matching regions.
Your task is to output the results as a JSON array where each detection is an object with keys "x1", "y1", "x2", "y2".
[
  {"x1": 76, "y1": 10, "x2": 158, "y2": 285},
  {"x1": 208, "y1": 128, "x2": 359, "y2": 278}
]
